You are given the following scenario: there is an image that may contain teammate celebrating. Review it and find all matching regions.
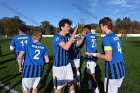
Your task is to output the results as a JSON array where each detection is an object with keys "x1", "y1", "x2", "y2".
[
  {"x1": 18, "y1": 32, "x2": 49, "y2": 93},
  {"x1": 83, "y1": 25, "x2": 99, "y2": 92},
  {"x1": 85, "y1": 17, "x2": 127, "y2": 93},
  {"x1": 52, "y1": 19, "x2": 85, "y2": 93},
  {"x1": 70, "y1": 37, "x2": 81, "y2": 89}
]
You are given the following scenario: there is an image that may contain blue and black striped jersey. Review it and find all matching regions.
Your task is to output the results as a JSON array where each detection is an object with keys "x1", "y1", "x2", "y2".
[
  {"x1": 102, "y1": 32, "x2": 127, "y2": 79},
  {"x1": 84, "y1": 33, "x2": 98, "y2": 62},
  {"x1": 10, "y1": 34, "x2": 32, "y2": 57},
  {"x1": 52, "y1": 33, "x2": 70, "y2": 67},
  {"x1": 21, "y1": 41, "x2": 48, "y2": 78}
]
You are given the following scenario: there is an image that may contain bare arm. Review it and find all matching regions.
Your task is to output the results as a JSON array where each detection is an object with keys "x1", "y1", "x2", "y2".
[
  {"x1": 59, "y1": 25, "x2": 78, "y2": 50},
  {"x1": 17, "y1": 51, "x2": 25, "y2": 72},
  {"x1": 45, "y1": 56, "x2": 49, "y2": 63},
  {"x1": 76, "y1": 28, "x2": 87, "y2": 46},
  {"x1": 96, "y1": 50, "x2": 112, "y2": 61},
  {"x1": 85, "y1": 50, "x2": 112, "y2": 61}
]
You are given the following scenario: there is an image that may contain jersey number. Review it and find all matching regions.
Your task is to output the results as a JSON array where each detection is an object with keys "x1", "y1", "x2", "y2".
[
  {"x1": 117, "y1": 42, "x2": 122, "y2": 53},
  {"x1": 34, "y1": 50, "x2": 40, "y2": 59},
  {"x1": 91, "y1": 39, "x2": 96, "y2": 48},
  {"x1": 20, "y1": 40, "x2": 27, "y2": 47}
]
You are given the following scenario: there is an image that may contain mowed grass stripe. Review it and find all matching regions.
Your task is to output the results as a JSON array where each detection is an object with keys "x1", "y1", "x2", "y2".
[{"x1": 0, "y1": 37, "x2": 140, "y2": 93}]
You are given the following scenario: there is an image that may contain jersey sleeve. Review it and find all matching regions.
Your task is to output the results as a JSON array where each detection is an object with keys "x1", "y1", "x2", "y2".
[
  {"x1": 53, "y1": 34, "x2": 63, "y2": 47},
  {"x1": 9, "y1": 37, "x2": 15, "y2": 47},
  {"x1": 44, "y1": 46, "x2": 49, "y2": 56},
  {"x1": 102, "y1": 37, "x2": 112, "y2": 51}
]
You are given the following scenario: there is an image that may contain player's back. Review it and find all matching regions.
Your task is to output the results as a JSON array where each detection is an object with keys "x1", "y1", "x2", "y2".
[
  {"x1": 103, "y1": 32, "x2": 124, "y2": 63},
  {"x1": 24, "y1": 42, "x2": 48, "y2": 65},
  {"x1": 10, "y1": 34, "x2": 32, "y2": 54},
  {"x1": 84, "y1": 33, "x2": 97, "y2": 53}
]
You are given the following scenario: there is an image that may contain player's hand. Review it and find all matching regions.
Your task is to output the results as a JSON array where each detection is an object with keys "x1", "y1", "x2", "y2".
[
  {"x1": 19, "y1": 67, "x2": 22, "y2": 73},
  {"x1": 85, "y1": 52, "x2": 97, "y2": 56},
  {"x1": 73, "y1": 25, "x2": 79, "y2": 34}
]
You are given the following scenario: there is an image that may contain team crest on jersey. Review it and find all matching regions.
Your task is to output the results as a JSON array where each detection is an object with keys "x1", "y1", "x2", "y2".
[{"x1": 56, "y1": 37, "x2": 59, "y2": 41}]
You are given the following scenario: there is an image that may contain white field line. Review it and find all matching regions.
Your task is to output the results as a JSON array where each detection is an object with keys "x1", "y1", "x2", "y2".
[{"x1": 0, "y1": 82, "x2": 18, "y2": 93}]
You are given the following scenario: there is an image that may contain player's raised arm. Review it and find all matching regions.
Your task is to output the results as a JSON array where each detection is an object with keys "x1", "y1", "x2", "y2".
[
  {"x1": 59, "y1": 25, "x2": 79, "y2": 50},
  {"x1": 76, "y1": 27, "x2": 87, "y2": 46}
]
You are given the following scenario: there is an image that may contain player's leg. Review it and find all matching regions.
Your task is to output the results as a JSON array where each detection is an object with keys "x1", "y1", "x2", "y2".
[
  {"x1": 87, "y1": 62, "x2": 98, "y2": 92},
  {"x1": 32, "y1": 77, "x2": 41, "y2": 93},
  {"x1": 68, "y1": 82, "x2": 75, "y2": 93},
  {"x1": 22, "y1": 78, "x2": 33, "y2": 93},
  {"x1": 52, "y1": 66, "x2": 67, "y2": 93},
  {"x1": 67, "y1": 63, "x2": 75, "y2": 93},
  {"x1": 86, "y1": 62, "x2": 93, "y2": 90},
  {"x1": 104, "y1": 77, "x2": 124, "y2": 93},
  {"x1": 74, "y1": 59, "x2": 81, "y2": 89},
  {"x1": 71, "y1": 59, "x2": 77, "y2": 83},
  {"x1": 90, "y1": 62, "x2": 99, "y2": 93}
]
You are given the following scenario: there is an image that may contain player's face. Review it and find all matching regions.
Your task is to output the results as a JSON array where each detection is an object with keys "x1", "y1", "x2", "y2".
[
  {"x1": 99, "y1": 24, "x2": 105, "y2": 33},
  {"x1": 83, "y1": 28, "x2": 90, "y2": 33},
  {"x1": 61, "y1": 24, "x2": 71, "y2": 34}
]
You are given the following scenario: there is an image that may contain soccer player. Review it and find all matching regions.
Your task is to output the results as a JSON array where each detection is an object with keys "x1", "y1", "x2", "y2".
[
  {"x1": 85, "y1": 17, "x2": 127, "y2": 93},
  {"x1": 10, "y1": 25, "x2": 32, "y2": 61},
  {"x1": 83, "y1": 25, "x2": 99, "y2": 92},
  {"x1": 17, "y1": 32, "x2": 49, "y2": 93},
  {"x1": 52, "y1": 19, "x2": 85, "y2": 93},
  {"x1": 70, "y1": 37, "x2": 81, "y2": 89}
]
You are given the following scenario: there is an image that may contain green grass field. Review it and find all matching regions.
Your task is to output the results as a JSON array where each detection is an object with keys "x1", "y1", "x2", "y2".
[{"x1": 0, "y1": 37, "x2": 140, "y2": 93}]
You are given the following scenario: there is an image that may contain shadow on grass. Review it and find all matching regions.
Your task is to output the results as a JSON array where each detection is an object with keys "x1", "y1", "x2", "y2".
[
  {"x1": 5, "y1": 78, "x2": 22, "y2": 93},
  {"x1": 0, "y1": 73, "x2": 21, "y2": 83},
  {"x1": 0, "y1": 52, "x2": 15, "y2": 57},
  {"x1": 0, "y1": 73, "x2": 21, "y2": 92},
  {"x1": 0, "y1": 66, "x2": 7, "y2": 70},
  {"x1": 0, "y1": 58, "x2": 16, "y2": 65}
]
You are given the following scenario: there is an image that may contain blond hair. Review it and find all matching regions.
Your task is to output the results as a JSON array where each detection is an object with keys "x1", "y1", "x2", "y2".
[{"x1": 32, "y1": 32, "x2": 42, "y2": 41}]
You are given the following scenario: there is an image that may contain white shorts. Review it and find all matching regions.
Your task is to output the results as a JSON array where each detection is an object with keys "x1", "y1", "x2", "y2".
[
  {"x1": 86, "y1": 61, "x2": 97, "y2": 74},
  {"x1": 104, "y1": 77, "x2": 124, "y2": 93},
  {"x1": 22, "y1": 77, "x2": 41, "y2": 91},
  {"x1": 52, "y1": 63, "x2": 74, "y2": 89},
  {"x1": 71, "y1": 59, "x2": 80, "y2": 68}
]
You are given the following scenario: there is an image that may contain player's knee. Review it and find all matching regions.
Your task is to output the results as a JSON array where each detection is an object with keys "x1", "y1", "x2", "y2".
[{"x1": 32, "y1": 88, "x2": 38, "y2": 93}]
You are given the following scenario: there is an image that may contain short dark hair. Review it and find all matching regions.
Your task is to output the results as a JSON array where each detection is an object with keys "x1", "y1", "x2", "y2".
[
  {"x1": 59, "y1": 19, "x2": 72, "y2": 30},
  {"x1": 83, "y1": 25, "x2": 91, "y2": 30},
  {"x1": 19, "y1": 25, "x2": 28, "y2": 32},
  {"x1": 99, "y1": 17, "x2": 113, "y2": 30}
]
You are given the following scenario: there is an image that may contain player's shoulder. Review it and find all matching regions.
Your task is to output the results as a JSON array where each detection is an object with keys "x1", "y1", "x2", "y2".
[
  {"x1": 53, "y1": 33, "x2": 60, "y2": 38},
  {"x1": 53, "y1": 33, "x2": 63, "y2": 41}
]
